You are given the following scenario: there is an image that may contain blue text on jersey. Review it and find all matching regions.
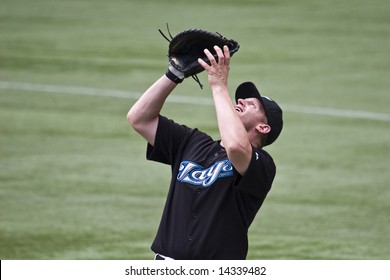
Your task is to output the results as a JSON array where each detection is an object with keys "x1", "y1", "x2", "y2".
[{"x1": 177, "y1": 160, "x2": 234, "y2": 187}]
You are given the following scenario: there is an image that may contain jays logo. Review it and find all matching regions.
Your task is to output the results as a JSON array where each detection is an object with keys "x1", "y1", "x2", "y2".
[{"x1": 177, "y1": 160, "x2": 234, "y2": 187}]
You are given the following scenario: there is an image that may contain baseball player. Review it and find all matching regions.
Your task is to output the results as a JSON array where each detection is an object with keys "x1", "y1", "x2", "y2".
[{"x1": 127, "y1": 45, "x2": 283, "y2": 259}]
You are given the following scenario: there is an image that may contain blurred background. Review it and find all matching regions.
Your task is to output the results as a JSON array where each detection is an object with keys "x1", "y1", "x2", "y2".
[{"x1": 1, "y1": 0, "x2": 389, "y2": 259}]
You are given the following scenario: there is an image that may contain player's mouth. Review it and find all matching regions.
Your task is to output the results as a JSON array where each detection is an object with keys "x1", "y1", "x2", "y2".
[{"x1": 235, "y1": 105, "x2": 243, "y2": 113}]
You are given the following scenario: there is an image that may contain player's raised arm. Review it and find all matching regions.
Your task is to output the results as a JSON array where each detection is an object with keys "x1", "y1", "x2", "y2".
[
  {"x1": 127, "y1": 75, "x2": 177, "y2": 146},
  {"x1": 198, "y1": 46, "x2": 252, "y2": 175}
]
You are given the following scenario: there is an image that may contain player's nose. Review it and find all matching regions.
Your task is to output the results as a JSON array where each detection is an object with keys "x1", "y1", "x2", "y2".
[{"x1": 237, "y1": 99, "x2": 245, "y2": 106}]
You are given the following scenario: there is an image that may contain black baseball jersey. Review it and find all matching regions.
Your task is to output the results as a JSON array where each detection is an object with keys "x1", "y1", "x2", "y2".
[{"x1": 146, "y1": 115, "x2": 276, "y2": 259}]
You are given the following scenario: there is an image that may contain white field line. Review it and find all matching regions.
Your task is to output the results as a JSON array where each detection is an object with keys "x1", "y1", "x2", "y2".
[{"x1": 1, "y1": 81, "x2": 390, "y2": 122}]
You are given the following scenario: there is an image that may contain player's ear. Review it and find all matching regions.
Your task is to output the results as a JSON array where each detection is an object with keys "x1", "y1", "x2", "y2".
[{"x1": 256, "y1": 124, "x2": 271, "y2": 135}]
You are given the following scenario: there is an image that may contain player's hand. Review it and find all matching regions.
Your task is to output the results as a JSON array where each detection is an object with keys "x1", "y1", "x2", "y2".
[{"x1": 198, "y1": 45, "x2": 230, "y2": 89}]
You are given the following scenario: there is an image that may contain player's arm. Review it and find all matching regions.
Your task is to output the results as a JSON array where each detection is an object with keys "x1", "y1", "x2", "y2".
[
  {"x1": 127, "y1": 75, "x2": 177, "y2": 146},
  {"x1": 198, "y1": 46, "x2": 252, "y2": 176}
]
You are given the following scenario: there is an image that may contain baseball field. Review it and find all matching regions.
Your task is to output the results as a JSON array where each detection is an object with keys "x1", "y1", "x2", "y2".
[{"x1": 1, "y1": 0, "x2": 389, "y2": 260}]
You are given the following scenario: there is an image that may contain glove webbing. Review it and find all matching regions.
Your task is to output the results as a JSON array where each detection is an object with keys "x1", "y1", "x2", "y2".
[{"x1": 159, "y1": 24, "x2": 204, "y2": 89}]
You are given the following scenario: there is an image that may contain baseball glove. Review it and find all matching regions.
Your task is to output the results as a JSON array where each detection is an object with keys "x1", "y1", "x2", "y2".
[{"x1": 159, "y1": 25, "x2": 240, "y2": 88}]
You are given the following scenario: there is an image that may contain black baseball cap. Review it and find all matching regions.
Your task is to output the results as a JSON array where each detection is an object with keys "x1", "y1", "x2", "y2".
[{"x1": 235, "y1": 82, "x2": 283, "y2": 146}]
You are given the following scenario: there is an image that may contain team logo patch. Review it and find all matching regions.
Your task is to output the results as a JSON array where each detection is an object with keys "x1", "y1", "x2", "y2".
[{"x1": 177, "y1": 160, "x2": 234, "y2": 187}]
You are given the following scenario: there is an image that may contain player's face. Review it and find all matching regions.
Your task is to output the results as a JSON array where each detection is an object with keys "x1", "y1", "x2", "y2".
[{"x1": 235, "y1": 98, "x2": 267, "y2": 130}]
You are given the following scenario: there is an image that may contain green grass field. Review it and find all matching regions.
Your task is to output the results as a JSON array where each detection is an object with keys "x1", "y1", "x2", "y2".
[{"x1": 1, "y1": 0, "x2": 389, "y2": 259}]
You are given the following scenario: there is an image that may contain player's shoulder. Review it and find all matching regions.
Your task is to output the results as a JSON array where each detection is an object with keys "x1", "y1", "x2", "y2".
[
  {"x1": 252, "y1": 147, "x2": 276, "y2": 169},
  {"x1": 158, "y1": 115, "x2": 194, "y2": 134}
]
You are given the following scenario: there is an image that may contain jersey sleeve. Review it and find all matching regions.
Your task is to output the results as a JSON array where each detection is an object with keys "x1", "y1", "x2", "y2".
[
  {"x1": 233, "y1": 147, "x2": 276, "y2": 199},
  {"x1": 146, "y1": 115, "x2": 193, "y2": 165}
]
